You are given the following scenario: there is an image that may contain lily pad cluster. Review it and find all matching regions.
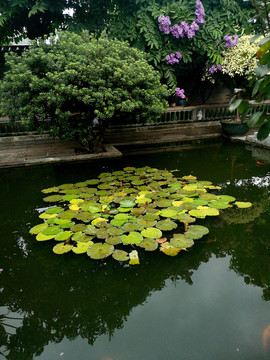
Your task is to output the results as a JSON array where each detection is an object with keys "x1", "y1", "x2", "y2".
[{"x1": 29, "y1": 166, "x2": 252, "y2": 265}]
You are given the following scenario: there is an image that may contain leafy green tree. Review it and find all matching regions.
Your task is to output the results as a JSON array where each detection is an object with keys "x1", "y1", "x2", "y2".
[
  {"x1": 0, "y1": 0, "x2": 69, "y2": 44},
  {"x1": 0, "y1": 31, "x2": 169, "y2": 152}
]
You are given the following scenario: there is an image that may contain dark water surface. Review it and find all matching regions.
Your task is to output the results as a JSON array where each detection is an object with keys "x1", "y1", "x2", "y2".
[{"x1": 1, "y1": 142, "x2": 270, "y2": 360}]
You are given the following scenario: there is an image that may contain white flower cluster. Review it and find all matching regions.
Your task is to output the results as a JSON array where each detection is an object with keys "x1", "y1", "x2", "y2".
[{"x1": 221, "y1": 34, "x2": 262, "y2": 78}]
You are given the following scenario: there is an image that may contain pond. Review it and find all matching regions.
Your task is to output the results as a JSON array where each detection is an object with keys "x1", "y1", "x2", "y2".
[{"x1": 1, "y1": 141, "x2": 270, "y2": 360}]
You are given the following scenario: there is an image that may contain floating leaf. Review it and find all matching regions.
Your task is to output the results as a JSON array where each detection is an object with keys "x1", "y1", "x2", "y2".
[
  {"x1": 36, "y1": 232, "x2": 55, "y2": 241},
  {"x1": 170, "y1": 235, "x2": 194, "y2": 249},
  {"x1": 41, "y1": 226, "x2": 62, "y2": 236},
  {"x1": 39, "y1": 212, "x2": 58, "y2": 219},
  {"x1": 106, "y1": 236, "x2": 122, "y2": 245},
  {"x1": 41, "y1": 186, "x2": 59, "y2": 194},
  {"x1": 235, "y1": 201, "x2": 252, "y2": 208},
  {"x1": 196, "y1": 206, "x2": 219, "y2": 216},
  {"x1": 30, "y1": 223, "x2": 48, "y2": 234},
  {"x1": 107, "y1": 227, "x2": 124, "y2": 236},
  {"x1": 160, "y1": 209, "x2": 178, "y2": 218},
  {"x1": 58, "y1": 210, "x2": 78, "y2": 219},
  {"x1": 91, "y1": 217, "x2": 107, "y2": 226},
  {"x1": 121, "y1": 232, "x2": 143, "y2": 244},
  {"x1": 112, "y1": 249, "x2": 129, "y2": 261},
  {"x1": 122, "y1": 222, "x2": 141, "y2": 232},
  {"x1": 72, "y1": 241, "x2": 93, "y2": 254},
  {"x1": 185, "y1": 225, "x2": 209, "y2": 240},
  {"x1": 129, "y1": 250, "x2": 140, "y2": 265},
  {"x1": 87, "y1": 243, "x2": 114, "y2": 259},
  {"x1": 156, "y1": 219, "x2": 177, "y2": 231},
  {"x1": 160, "y1": 243, "x2": 181, "y2": 256},
  {"x1": 209, "y1": 201, "x2": 229, "y2": 209},
  {"x1": 70, "y1": 224, "x2": 87, "y2": 232},
  {"x1": 141, "y1": 227, "x2": 162, "y2": 239},
  {"x1": 188, "y1": 209, "x2": 206, "y2": 219},
  {"x1": 218, "y1": 195, "x2": 236, "y2": 203},
  {"x1": 137, "y1": 239, "x2": 158, "y2": 251},
  {"x1": 54, "y1": 231, "x2": 73, "y2": 241},
  {"x1": 45, "y1": 206, "x2": 64, "y2": 214},
  {"x1": 120, "y1": 199, "x2": 136, "y2": 208},
  {"x1": 138, "y1": 218, "x2": 157, "y2": 228},
  {"x1": 43, "y1": 194, "x2": 63, "y2": 202},
  {"x1": 53, "y1": 243, "x2": 73, "y2": 254}
]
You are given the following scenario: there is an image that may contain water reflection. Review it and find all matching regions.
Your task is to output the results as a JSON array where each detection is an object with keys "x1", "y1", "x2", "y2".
[{"x1": 1, "y1": 142, "x2": 270, "y2": 359}]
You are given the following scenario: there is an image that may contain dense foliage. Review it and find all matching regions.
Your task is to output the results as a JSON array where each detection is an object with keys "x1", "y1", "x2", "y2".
[
  {"x1": 230, "y1": 36, "x2": 270, "y2": 140},
  {"x1": 0, "y1": 1, "x2": 253, "y2": 93},
  {"x1": 0, "y1": 31, "x2": 169, "y2": 151}
]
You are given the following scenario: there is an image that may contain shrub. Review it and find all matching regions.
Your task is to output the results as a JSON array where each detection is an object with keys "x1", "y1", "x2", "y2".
[
  {"x1": 0, "y1": 31, "x2": 169, "y2": 152},
  {"x1": 221, "y1": 34, "x2": 262, "y2": 79}
]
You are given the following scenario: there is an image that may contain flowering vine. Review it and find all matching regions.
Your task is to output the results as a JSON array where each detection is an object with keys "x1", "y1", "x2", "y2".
[
  {"x1": 158, "y1": 1, "x2": 205, "y2": 103},
  {"x1": 208, "y1": 35, "x2": 238, "y2": 73},
  {"x1": 165, "y1": 52, "x2": 182, "y2": 64},
  {"x1": 158, "y1": 0, "x2": 205, "y2": 39},
  {"x1": 175, "y1": 88, "x2": 186, "y2": 99}
]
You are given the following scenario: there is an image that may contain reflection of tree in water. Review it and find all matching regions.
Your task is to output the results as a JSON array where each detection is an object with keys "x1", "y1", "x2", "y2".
[{"x1": 2, "y1": 175, "x2": 270, "y2": 359}]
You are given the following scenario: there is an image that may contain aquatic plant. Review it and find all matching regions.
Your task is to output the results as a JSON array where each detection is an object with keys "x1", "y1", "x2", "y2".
[{"x1": 29, "y1": 166, "x2": 251, "y2": 265}]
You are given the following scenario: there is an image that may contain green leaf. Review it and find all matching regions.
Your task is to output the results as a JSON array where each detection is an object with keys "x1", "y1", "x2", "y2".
[
  {"x1": 257, "y1": 119, "x2": 270, "y2": 140},
  {"x1": 247, "y1": 111, "x2": 264, "y2": 128},
  {"x1": 229, "y1": 99, "x2": 242, "y2": 112}
]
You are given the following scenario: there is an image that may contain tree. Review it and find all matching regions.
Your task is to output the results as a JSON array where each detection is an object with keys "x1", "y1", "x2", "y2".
[
  {"x1": 0, "y1": 31, "x2": 169, "y2": 152},
  {"x1": 0, "y1": 0, "x2": 253, "y2": 94},
  {"x1": 0, "y1": 0, "x2": 69, "y2": 44}
]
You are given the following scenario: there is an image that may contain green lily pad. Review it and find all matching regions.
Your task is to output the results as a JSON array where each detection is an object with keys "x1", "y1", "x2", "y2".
[
  {"x1": 188, "y1": 209, "x2": 206, "y2": 219},
  {"x1": 53, "y1": 243, "x2": 73, "y2": 254},
  {"x1": 72, "y1": 241, "x2": 93, "y2": 254},
  {"x1": 141, "y1": 227, "x2": 162, "y2": 239},
  {"x1": 61, "y1": 194, "x2": 80, "y2": 201},
  {"x1": 138, "y1": 218, "x2": 157, "y2": 228},
  {"x1": 160, "y1": 209, "x2": 178, "y2": 218},
  {"x1": 218, "y1": 195, "x2": 236, "y2": 203},
  {"x1": 106, "y1": 236, "x2": 122, "y2": 245},
  {"x1": 29, "y1": 223, "x2": 48, "y2": 234},
  {"x1": 235, "y1": 201, "x2": 252, "y2": 208},
  {"x1": 45, "y1": 206, "x2": 64, "y2": 214},
  {"x1": 96, "y1": 228, "x2": 108, "y2": 239},
  {"x1": 85, "y1": 179, "x2": 100, "y2": 185},
  {"x1": 41, "y1": 226, "x2": 62, "y2": 236},
  {"x1": 54, "y1": 231, "x2": 73, "y2": 241},
  {"x1": 58, "y1": 183, "x2": 74, "y2": 190},
  {"x1": 43, "y1": 194, "x2": 63, "y2": 202},
  {"x1": 87, "y1": 243, "x2": 114, "y2": 259},
  {"x1": 36, "y1": 232, "x2": 55, "y2": 241},
  {"x1": 58, "y1": 210, "x2": 78, "y2": 219},
  {"x1": 185, "y1": 225, "x2": 209, "y2": 240},
  {"x1": 156, "y1": 219, "x2": 177, "y2": 231},
  {"x1": 196, "y1": 206, "x2": 220, "y2": 216},
  {"x1": 107, "y1": 227, "x2": 124, "y2": 236},
  {"x1": 137, "y1": 239, "x2": 158, "y2": 251},
  {"x1": 112, "y1": 249, "x2": 129, "y2": 261},
  {"x1": 154, "y1": 199, "x2": 172, "y2": 208},
  {"x1": 170, "y1": 235, "x2": 194, "y2": 249},
  {"x1": 120, "y1": 199, "x2": 136, "y2": 208},
  {"x1": 41, "y1": 186, "x2": 59, "y2": 193},
  {"x1": 209, "y1": 201, "x2": 229, "y2": 209},
  {"x1": 121, "y1": 231, "x2": 143, "y2": 244},
  {"x1": 75, "y1": 212, "x2": 93, "y2": 221},
  {"x1": 70, "y1": 224, "x2": 87, "y2": 232},
  {"x1": 122, "y1": 222, "x2": 141, "y2": 232}
]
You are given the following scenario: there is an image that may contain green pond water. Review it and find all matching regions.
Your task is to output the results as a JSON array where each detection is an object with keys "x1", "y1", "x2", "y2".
[{"x1": 1, "y1": 141, "x2": 270, "y2": 360}]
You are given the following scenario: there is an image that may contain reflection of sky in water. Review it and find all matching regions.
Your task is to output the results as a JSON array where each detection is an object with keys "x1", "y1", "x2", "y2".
[
  {"x1": 35, "y1": 256, "x2": 269, "y2": 360},
  {"x1": 221, "y1": 175, "x2": 270, "y2": 189}
]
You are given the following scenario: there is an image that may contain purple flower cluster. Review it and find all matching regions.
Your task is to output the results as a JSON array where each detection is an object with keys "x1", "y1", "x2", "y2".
[
  {"x1": 175, "y1": 87, "x2": 186, "y2": 99},
  {"x1": 224, "y1": 34, "x2": 238, "y2": 48},
  {"x1": 208, "y1": 64, "x2": 222, "y2": 74},
  {"x1": 158, "y1": 15, "x2": 171, "y2": 34},
  {"x1": 165, "y1": 52, "x2": 182, "y2": 64},
  {"x1": 158, "y1": 0, "x2": 205, "y2": 39}
]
